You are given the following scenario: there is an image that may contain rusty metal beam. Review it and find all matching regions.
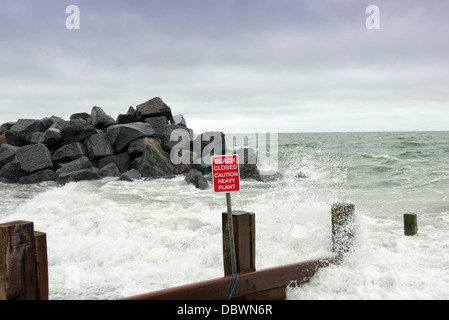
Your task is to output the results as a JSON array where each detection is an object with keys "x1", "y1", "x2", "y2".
[{"x1": 122, "y1": 257, "x2": 335, "y2": 300}]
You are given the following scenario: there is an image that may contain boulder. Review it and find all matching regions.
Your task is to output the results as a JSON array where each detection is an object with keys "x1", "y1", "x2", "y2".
[
  {"x1": 259, "y1": 170, "x2": 283, "y2": 182},
  {"x1": 136, "y1": 97, "x2": 172, "y2": 121},
  {"x1": 162, "y1": 124, "x2": 191, "y2": 152},
  {"x1": 99, "y1": 162, "x2": 121, "y2": 177},
  {"x1": 30, "y1": 132, "x2": 45, "y2": 144},
  {"x1": 7, "y1": 119, "x2": 46, "y2": 145},
  {"x1": 119, "y1": 169, "x2": 142, "y2": 181},
  {"x1": 127, "y1": 137, "x2": 163, "y2": 159},
  {"x1": 184, "y1": 169, "x2": 209, "y2": 190},
  {"x1": 15, "y1": 144, "x2": 53, "y2": 175},
  {"x1": 106, "y1": 122, "x2": 155, "y2": 153},
  {"x1": 60, "y1": 122, "x2": 97, "y2": 144},
  {"x1": 98, "y1": 153, "x2": 130, "y2": 173},
  {"x1": 145, "y1": 116, "x2": 168, "y2": 139},
  {"x1": 192, "y1": 131, "x2": 226, "y2": 166},
  {"x1": 45, "y1": 116, "x2": 67, "y2": 130},
  {"x1": 56, "y1": 156, "x2": 93, "y2": 177},
  {"x1": 52, "y1": 142, "x2": 87, "y2": 164},
  {"x1": 138, "y1": 143, "x2": 177, "y2": 177},
  {"x1": 0, "y1": 122, "x2": 15, "y2": 133},
  {"x1": 235, "y1": 148, "x2": 258, "y2": 179},
  {"x1": 70, "y1": 112, "x2": 90, "y2": 122},
  {"x1": 0, "y1": 144, "x2": 17, "y2": 169},
  {"x1": 40, "y1": 128, "x2": 64, "y2": 151},
  {"x1": 83, "y1": 132, "x2": 114, "y2": 161},
  {"x1": 0, "y1": 133, "x2": 6, "y2": 145},
  {"x1": 170, "y1": 115, "x2": 187, "y2": 127},
  {"x1": 4, "y1": 131, "x2": 21, "y2": 146},
  {"x1": 0, "y1": 157, "x2": 26, "y2": 183},
  {"x1": 88, "y1": 106, "x2": 116, "y2": 130},
  {"x1": 58, "y1": 168, "x2": 102, "y2": 185},
  {"x1": 19, "y1": 169, "x2": 57, "y2": 184},
  {"x1": 116, "y1": 106, "x2": 137, "y2": 124}
]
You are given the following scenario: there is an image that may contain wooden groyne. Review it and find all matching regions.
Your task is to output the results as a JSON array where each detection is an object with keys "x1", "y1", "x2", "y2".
[{"x1": 1, "y1": 203, "x2": 358, "y2": 300}]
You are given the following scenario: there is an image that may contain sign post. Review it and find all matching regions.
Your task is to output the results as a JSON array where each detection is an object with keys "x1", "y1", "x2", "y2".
[{"x1": 212, "y1": 155, "x2": 240, "y2": 275}]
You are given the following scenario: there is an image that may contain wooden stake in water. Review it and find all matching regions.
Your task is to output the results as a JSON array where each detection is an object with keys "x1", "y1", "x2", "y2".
[
  {"x1": 404, "y1": 213, "x2": 418, "y2": 236},
  {"x1": 226, "y1": 192, "x2": 238, "y2": 275}
]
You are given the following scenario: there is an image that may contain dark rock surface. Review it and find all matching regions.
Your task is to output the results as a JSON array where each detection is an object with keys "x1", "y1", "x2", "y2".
[
  {"x1": 106, "y1": 122, "x2": 155, "y2": 153},
  {"x1": 15, "y1": 144, "x2": 53, "y2": 175},
  {"x1": 184, "y1": 169, "x2": 209, "y2": 190},
  {"x1": 0, "y1": 97, "x2": 281, "y2": 186},
  {"x1": 136, "y1": 97, "x2": 172, "y2": 121}
]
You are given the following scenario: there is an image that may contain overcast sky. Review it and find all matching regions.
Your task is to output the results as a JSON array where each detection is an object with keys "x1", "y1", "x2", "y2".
[{"x1": 1, "y1": 0, "x2": 448, "y2": 133}]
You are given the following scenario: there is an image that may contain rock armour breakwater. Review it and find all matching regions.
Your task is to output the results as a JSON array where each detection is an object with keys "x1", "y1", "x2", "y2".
[{"x1": 0, "y1": 97, "x2": 277, "y2": 188}]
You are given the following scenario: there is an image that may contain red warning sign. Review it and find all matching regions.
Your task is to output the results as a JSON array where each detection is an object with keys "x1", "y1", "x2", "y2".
[{"x1": 211, "y1": 155, "x2": 240, "y2": 193}]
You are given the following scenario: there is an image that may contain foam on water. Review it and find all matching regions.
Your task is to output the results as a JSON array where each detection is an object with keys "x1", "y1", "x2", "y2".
[{"x1": 1, "y1": 131, "x2": 449, "y2": 299}]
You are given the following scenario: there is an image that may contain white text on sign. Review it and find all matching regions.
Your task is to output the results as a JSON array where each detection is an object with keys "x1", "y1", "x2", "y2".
[{"x1": 211, "y1": 155, "x2": 240, "y2": 193}]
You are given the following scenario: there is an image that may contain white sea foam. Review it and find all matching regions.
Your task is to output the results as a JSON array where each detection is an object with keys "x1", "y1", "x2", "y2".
[{"x1": 1, "y1": 131, "x2": 449, "y2": 300}]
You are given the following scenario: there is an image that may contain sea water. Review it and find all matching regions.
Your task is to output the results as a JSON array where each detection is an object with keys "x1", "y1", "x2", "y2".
[{"x1": 1, "y1": 131, "x2": 449, "y2": 300}]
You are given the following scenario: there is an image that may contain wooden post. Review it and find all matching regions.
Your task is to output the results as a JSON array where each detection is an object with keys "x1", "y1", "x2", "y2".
[
  {"x1": 331, "y1": 203, "x2": 355, "y2": 256},
  {"x1": 222, "y1": 211, "x2": 256, "y2": 276},
  {"x1": 404, "y1": 213, "x2": 418, "y2": 236},
  {"x1": 34, "y1": 231, "x2": 49, "y2": 300},
  {"x1": 0, "y1": 221, "x2": 37, "y2": 300}
]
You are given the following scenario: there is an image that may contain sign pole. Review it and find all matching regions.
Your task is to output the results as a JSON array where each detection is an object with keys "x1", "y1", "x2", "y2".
[
  {"x1": 211, "y1": 154, "x2": 240, "y2": 276},
  {"x1": 226, "y1": 192, "x2": 238, "y2": 275}
]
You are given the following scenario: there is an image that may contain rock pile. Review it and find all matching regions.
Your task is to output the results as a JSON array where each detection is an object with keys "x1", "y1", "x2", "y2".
[{"x1": 0, "y1": 97, "x2": 281, "y2": 189}]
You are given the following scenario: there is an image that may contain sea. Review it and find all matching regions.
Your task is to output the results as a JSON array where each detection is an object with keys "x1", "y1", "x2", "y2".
[{"x1": 1, "y1": 131, "x2": 449, "y2": 300}]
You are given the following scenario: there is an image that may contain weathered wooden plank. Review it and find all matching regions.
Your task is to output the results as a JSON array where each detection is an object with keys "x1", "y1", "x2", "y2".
[
  {"x1": 34, "y1": 231, "x2": 49, "y2": 300},
  {"x1": 122, "y1": 257, "x2": 335, "y2": 300},
  {"x1": 222, "y1": 211, "x2": 256, "y2": 276},
  {"x1": 0, "y1": 221, "x2": 37, "y2": 300}
]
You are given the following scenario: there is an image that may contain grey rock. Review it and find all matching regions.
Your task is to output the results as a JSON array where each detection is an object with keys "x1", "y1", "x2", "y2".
[
  {"x1": 56, "y1": 156, "x2": 93, "y2": 176},
  {"x1": 45, "y1": 116, "x2": 67, "y2": 130},
  {"x1": 0, "y1": 157, "x2": 26, "y2": 183},
  {"x1": 116, "y1": 106, "x2": 137, "y2": 124},
  {"x1": 8, "y1": 119, "x2": 46, "y2": 145},
  {"x1": 30, "y1": 132, "x2": 45, "y2": 144},
  {"x1": 119, "y1": 169, "x2": 142, "y2": 181},
  {"x1": 60, "y1": 122, "x2": 97, "y2": 144},
  {"x1": 70, "y1": 112, "x2": 90, "y2": 122},
  {"x1": 127, "y1": 137, "x2": 162, "y2": 159},
  {"x1": 0, "y1": 122, "x2": 15, "y2": 133},
  {"x1": 170, "y1": 115, "x2": 187, "y2": 127},
  {"x1": 4, "y1": 130, "x2": 21, "y2": 146},
  {"x1": 16, "y1": 144, "x2": 53, "y2": 174},
  {"x1": 106, "y1": 122, "x2": 155, "y2": 153},
  {"x1": 58, "y1": 168, "x2": 102, "y2": 185},
  {"x1": 136, "y1": 97, "x2": 172, "y2": 121},
  {"x1": 19, "y1": 169, "x2": 57, "y2": 184},
  {"x1": 192, "y1": 131, "x2": 226, "y2": 166},
  {"x1": 259, "y1": 170, "x2": 283, "y2": 182},
  {"x1": 52, "y1": 142, "x2": 87, "y2": 164},
  {"x1": 40, "y1": 128, "x2": 63, "y2": 150},
  {"x1": 184, "y1": 169, "x2": 209, "y2": 190},
  {"x1": 98, "y1": 152, "x2": 130, "y2": 173},
  {"x1": 145, "y1": 116, "x2": 168, "y2": 139},
  {"x1": 99, "y1": 162, "x2": 121, "y2": 177},
  {"x1": 162, "y1": 124, "x2": 191, "y2": 152},
  {"x1": 88, "y1": 106, "x2": 116, "y2": 130},
  {"x1": 235, "y1": 148, "x2": 258, "y2": 179},
  {"x1": 138, "y1": 143, "x2": 177, "y2": 177},
  {"x1": 0, "y1": 145, "x2": 16, "y2": 169},
  {"x1": 83, "y1": 133, "x2": 114, "y2": 161}
]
